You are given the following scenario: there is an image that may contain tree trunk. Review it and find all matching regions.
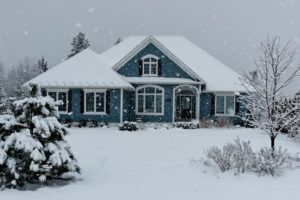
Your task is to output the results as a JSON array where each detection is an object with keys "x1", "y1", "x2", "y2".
[{"x1": 271, "y1": 136, "x2": 275, "y2": 151}]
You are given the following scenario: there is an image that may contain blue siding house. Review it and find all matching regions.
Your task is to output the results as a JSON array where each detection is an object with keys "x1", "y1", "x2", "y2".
[{"x1": 26, "y1": 36, "x2": 246, "y2": 124}]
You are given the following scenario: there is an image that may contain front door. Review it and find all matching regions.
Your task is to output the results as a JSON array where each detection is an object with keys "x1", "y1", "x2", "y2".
[
  {"x1": 181, "y1": 96, "x2": 192, "y2": 119},
  {"x1": 175, "y1": 95, "x2": 196, "y2": 121}
]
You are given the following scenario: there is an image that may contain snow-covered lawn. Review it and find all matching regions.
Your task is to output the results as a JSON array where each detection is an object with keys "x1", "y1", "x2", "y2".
[{"x1": 2, "y1": 127, "x2": 300, "y2": 200}]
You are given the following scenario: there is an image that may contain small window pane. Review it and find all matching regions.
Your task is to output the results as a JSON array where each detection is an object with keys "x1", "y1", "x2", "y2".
[
  {"x1": 216, "y1": 96, "x2": 225, "y2": 114},
  {"x1": 138, "y1": 88, "x2": 144, "y2": 93},
  {"x1": 145, "y1": 87, "x2": 155, "y2": 93},
  {"x1": 96, "y1": 93, "x2": 105, "y2": 112},
  {"x1": 144, "y1": 58, "x2": 150, "y2": 62},
  {"x1": 151, "y1": 63, "x2": 157, "y2": 74},
  {"x1": 156, "y1": 88, "x2": 162, "y2": 93},
  {"x1": 226, "y1": 96, "x2": 234, "y2": 115},
  {"x1": 144, "y1": 64, "x2": 150, "y2": 74},
  {"x1": 86, "y1": 92, "x2": 95, "y2": 112},
  {"x1": 156, "y1": 95, "x2": 162, "y2": 113},
  {"x1": 145, "y1": 95, "x2": 154, "y2": 112},
  {"x1": 138, "y1": 95, "x2": 144, "y2": 112},
  {"x1": 48, "y1": 92, "x2": 57, "y2": 101},
  {"x1": 58, "y1": 92, "x2": 67, "y2": 112},
  {"x1": 151, "y1": 57, "x2": 157, "y2": 62}
]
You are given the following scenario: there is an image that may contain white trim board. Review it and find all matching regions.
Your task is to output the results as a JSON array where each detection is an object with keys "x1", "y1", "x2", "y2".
[{"x1": 111, "y1": 36, "x2": 205, "y2": 84}]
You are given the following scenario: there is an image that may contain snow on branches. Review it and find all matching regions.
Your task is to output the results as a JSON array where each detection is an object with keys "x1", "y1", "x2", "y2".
[
  {"x1": 0, "y1": 84, "x2": 80, "y2": 189},
  {"x1": 240, "y1": 36, "x2": 300, "y2": 150}
]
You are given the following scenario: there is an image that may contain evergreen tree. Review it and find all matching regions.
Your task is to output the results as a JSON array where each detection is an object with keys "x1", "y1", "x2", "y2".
[
  {"x1": 0, "y1": 87, "x2": 6, "y2": 114},
  {"x1": 114, "y1": 38, "x2": 123, "y2": 45},
  {"x1": 67, "y1": 32, "x2": 90, "y2": 59},
  {"x1": 0, "y1": 84, "x2": 80, "y2": 189},
  {"x1": 37, "y1": 57, "x2": 48, "y2": 72}
]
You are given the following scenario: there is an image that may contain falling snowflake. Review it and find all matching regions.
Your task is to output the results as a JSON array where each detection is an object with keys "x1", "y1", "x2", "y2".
[{"x1": 76, "y1": 23, "x2": 82, "y2": 28}]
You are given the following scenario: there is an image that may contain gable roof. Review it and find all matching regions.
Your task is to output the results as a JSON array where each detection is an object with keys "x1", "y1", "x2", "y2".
[
  {"x1": 25, "y1": 49, "x2": 133, "y2": 89},
  {"x1": 99, "y1": 36, "x2": 245, "y2": 92}
]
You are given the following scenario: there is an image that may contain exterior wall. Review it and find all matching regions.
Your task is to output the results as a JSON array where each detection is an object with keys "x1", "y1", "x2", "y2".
[
  {"x1": 117, "y1": 43, "x2": 193, "y2": 79},
  {"x1": 60, "y1": 88, "x2": 121, "y2": 123},
  {"x1": 200, "y1": 92, "x2": 244, "y2": 125}
]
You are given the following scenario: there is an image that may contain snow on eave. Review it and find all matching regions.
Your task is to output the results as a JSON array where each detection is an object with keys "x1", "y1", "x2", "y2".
[
  {"x1": 99, "y1": 36, "x2": 205, "y2": 83},
  {"x1": 99, "y1": 35, "x2": 245, "y2": 92},
  {"x1": 24, "y1": 48, "x2": 134, "y2": 90}
]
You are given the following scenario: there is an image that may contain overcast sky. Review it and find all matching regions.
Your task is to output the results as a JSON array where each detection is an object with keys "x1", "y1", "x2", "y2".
[{"x1": 0, "y1": 0, "x2": 299, "y2": 92}]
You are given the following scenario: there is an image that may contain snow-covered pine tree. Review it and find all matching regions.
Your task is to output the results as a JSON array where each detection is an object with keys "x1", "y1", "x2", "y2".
[
  {"x1": 0, "y1": 84, "x2": 80, "y2": 189},
  {"x1": 37, "y1": 57, "x2": 48, "y2": 72},
  {"x1": 0, "y1": 63, "x2": 6, "y2": 114},
  {"x1": 241, "y1": 36, "x2": 300, "y2": 150},
  {"x1": 67, "y1": 32, "x2": 90, "y2": 59},
  {"x1": 0, "y1": 87, "x2": 6, "y2": 114}
]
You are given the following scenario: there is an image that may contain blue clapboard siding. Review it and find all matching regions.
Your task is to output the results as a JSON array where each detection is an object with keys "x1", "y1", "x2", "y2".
[
  {"x1": 117, "y1": 43, "x2": 194, "y2": 79},
  {"x1": 60, "y1": 88, "x2": 121, "y2": 123}
]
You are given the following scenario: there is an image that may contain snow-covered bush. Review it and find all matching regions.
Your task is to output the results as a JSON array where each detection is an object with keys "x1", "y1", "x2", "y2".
[
  {"x1": 173, "y1": 121, "x2": 200, "y2": 129},
  {"x1": 206, "y1": 138, "x2": 255, "y2": 173},
  {"x1": 0, "y1": 85, "x2": 80, "y2": 189},
  {"x1": 215, "y1": 117, "x2": 232, "y2": 128},
  {"x1": 119, "y1": 121, "x2": 139, "y2": 131},
  {"x1": 254, "y1": 147, "x2": 291, "y2": 176},
  {"x1": 204, "y1": 138, "x2": 292, "y2": 176},
  {"x1": 200, "y1": 118, "x2": 215, "y2": 128}
]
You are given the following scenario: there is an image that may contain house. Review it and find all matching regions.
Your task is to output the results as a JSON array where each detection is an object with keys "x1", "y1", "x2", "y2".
[{"x1": 26, "y1": 36, "x2": 246, "y2": 124}]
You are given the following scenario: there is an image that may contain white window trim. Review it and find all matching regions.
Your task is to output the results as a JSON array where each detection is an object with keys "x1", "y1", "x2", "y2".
[
  {"x1": 141, "y1": 54, "x2": 159, "y2": 77},
  {"x1": 135, "y1": 85, "x2": 164, "y2": 116},
  {"x1": 83, "y1": 89, "x2": 107, "y2": 115},
  {"x1": 46, "y1": 89, "x2": 69, "y2": 114},
  {"x1": 214, "y1": 93, "x2": 235, "y2": 116}
]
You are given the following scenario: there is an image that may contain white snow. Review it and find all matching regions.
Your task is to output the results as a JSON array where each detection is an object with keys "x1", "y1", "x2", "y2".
[
  {"x1": 24, "y1": 49, "x2": 133, "y2": 89},
  {"x1": 99, "y1": 36, "x2": 245, "y2": 92},
  {"x1": 124, "y1": 77, "x2": 199, "y2": 84},
  {"x1": 1, "y1": 127, "x2": 300, "y2": 200}
]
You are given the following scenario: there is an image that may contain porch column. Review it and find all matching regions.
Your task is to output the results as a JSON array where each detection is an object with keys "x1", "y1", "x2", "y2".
[
  {"x1": 196, "y1": 90, "x2": 200, "y2": 121},
  {"x1": 120, "y1": 89, "x2": 123, "y2": 123}
]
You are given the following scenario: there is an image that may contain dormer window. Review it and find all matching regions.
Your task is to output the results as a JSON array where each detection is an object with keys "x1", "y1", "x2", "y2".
[{"x1": 139, "y1": 54, "x2": 161, "y2": 76}]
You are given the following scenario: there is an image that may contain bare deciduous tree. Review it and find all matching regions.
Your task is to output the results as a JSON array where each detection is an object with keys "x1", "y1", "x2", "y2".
[{"x1": 241, "y1": 36, "x2": 300, "y2": 150}]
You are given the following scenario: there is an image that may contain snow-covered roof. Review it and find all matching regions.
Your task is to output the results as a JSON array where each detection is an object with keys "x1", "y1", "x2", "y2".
[
  {"x1": 99, "y1": 36, "x2": 245, "y2": 92},
  {"x1": 25, "y1": 49, "x2": 133, "y2": 89},
  {"x1": 124, "y1": 77, "x2": 199, "y2": 85}
]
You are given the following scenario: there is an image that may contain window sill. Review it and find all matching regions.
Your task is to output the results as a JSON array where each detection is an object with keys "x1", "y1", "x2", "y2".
[
  {"x1": 214, "y1": 114, "x2": 236, "y2": 117},
  {"x1": 83, "y1": 112, "x2": 107, "y2": 115},
  {"x1": 141, "y1": 74, "x2": 158, "y2": 77},
  {"x1": 136, "y1": 112, "x2": 164, "y2": 116}
]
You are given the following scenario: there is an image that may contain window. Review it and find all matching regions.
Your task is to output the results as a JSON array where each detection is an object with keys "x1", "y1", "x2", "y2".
[
  {"x1": 47, "y1": 89, "x2": 68, "y2": 113},
  {"x1": 136, "y1": 86, "x2": 164, "y2": 115},
  {"x1": 142, "y1": 55, "x2": 159, "y2": 76},
  {"x1": 215, "y1": 94, "x2": 235, "y2": 115},
  {"x1": 84, "y1": 90, "x2": 106, "y2": 114}
]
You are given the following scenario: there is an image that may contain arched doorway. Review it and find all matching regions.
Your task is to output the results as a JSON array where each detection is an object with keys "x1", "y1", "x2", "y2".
[{"x1": 174, "y1": 85, "x2": 199, "y2": 122}]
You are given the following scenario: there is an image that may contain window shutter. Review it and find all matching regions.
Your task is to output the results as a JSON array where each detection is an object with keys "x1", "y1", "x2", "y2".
[
  {"x1": 138, "y1": 59, "x2": 143, "y2": 76},
  {"x1": 106, "y1": 90, "x2": 110, "y2": 114},
  {"x1": 235, "y1": 96, "x2": 240, "y2": 115},
  {"x1": 41, "y1": 88, "x2": 47, "y2": 96},
  {"x1": 80, "y1": 90, "x2": 84, "y2": 114},
  {"x1": 68, "y1": 89, "x2": 73, "y2": 113},
  {"x1": 210, "y1": 94, "x2": 215, "y2": 116},
  {"x1": 158, "y1": 59, "x2": 162, "y2": 76}
]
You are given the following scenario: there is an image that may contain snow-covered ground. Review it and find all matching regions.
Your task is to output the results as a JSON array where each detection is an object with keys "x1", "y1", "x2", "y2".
[{"x1": 1, "y1": 127, "x2": 300, "y2": 200}]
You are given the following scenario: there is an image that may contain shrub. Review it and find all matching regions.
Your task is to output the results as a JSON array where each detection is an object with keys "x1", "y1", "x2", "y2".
[
  {"x1": 254, "y1": 147, "x2": 291, "y2": 176},
  {"x1": 119, "y1": 121, "x2": 139, "y2": 131},
  {"x1": 200, "y1": 118, "x2": 215, "y2": 128},
  {"x1": 173, "y1": 121, "x2": 200, "y2": 129},
  {"x1": 215, "y1": 117, "x2": 232, "y2": 128},
  {"x1": 204, "y1": 138, "x2": 292, "y2": 176},
  {"x1": 78, "y1": 119, "x2": 87, "y2": 128}
]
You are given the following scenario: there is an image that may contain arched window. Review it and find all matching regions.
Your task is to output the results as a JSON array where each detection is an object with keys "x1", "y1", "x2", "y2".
[
  {"x1": 141, "y1": 54, "x2": 159, "y2": 76},
  {"x1": 136, "y1": 85, "x2": 164, "y2": 115}
]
